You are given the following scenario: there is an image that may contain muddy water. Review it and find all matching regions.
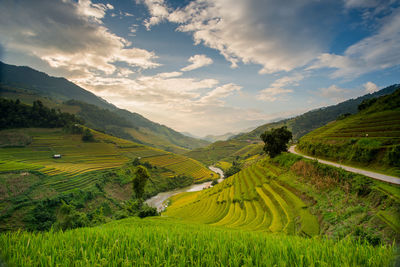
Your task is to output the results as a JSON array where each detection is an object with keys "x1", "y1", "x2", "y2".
[{"x1": 145, "y1": 166, "x2": 224, "y2": 212}]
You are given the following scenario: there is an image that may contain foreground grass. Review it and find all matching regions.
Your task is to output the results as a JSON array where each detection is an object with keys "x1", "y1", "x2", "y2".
[{"x1": 0, "y1": 217, "x2": 395, "y2": 266}]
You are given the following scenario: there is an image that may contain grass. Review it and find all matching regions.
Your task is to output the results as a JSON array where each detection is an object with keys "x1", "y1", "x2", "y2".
[
  {"x1": 165, "y1": 160, "x2": 319, "y2": 236},
  {"x1": 0, "y1": 128, "x2": 215, "y2": 182},
  {"x1": 272, "y1": 153, "x2": 400, "y2": 243},
  {"x1": 297, "y1": 96, "x2": 400, "y2": 177},
  {"x1": 184, "y1": 140, "x2": 255, "y2": 165},
  {"x1": 0, "y1": 216, "x2": 395, "y2": 266}
]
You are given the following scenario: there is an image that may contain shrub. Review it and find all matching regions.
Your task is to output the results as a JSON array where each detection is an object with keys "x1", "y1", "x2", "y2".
[
  {"x1": 387, "y1": 145, "x2": 400, "y2": 167},
  {"x1": 82, "y1": 129, "x2": 94, "y2": 142}
]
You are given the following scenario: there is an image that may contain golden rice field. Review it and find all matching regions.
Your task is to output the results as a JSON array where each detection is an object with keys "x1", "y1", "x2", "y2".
[
  {"x1": 0, "y1": 128, "x2": 216, "y2": 184},
  {"x1": 165, "y1": 160, "x2": 319, "y2": 236}
]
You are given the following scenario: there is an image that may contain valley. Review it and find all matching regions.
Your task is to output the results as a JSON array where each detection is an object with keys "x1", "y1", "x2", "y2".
[{"x1": 0, "y1": 63, "x2": 399, "y2": 266}]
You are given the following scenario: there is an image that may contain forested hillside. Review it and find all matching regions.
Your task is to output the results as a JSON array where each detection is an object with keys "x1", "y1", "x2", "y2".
[
  {"x1": 235, "y1": 84, "x2": 400, "y2": 141},
  {"x1": 0, "y1": 62, "x2": 209, "y2": 152}
]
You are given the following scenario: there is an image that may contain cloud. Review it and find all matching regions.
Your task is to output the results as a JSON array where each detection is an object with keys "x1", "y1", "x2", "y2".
[
  {"x1": 181, "y1": 54, "x2": 213, "y2": 71},
  {"x1": 343, "y1": 0, "x2": 379, "y2": 9},
  {"x1": 156, "y1": 71, "x2": 183, "y2": 78},
  {"x1": 0, "y1": 0, "x2": 160, "y2": 77},
  {"x1": 140, "y1": 0, "x2": 170, "y2": 30},
  {"x1": 363, "y1": 81, "x2": 378, "y2": 93},
  {"x1": 142, "y1": 0, "x2": 338, "y2": 74},
  {"x1": 199, "y1": 83, "x2": 241, "y2": 104},
  {"x1": 317, "y1": 85, "x2": 349, "y2": 102},
  {"x1": 257, "y1": 74, "x2": 303, "y2": 102},
  {"x1": 309, "y1": 8, "x2": 400, "y2": 78}
]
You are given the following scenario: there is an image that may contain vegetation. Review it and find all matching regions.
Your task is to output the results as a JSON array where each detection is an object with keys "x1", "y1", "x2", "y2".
[
  {"x1": 0, "y1": 98, "x2": 82, "y2": 130},
  {"x1": 167, "y1": 153, "x2": 399, "y2": 243},
  {"x1": 0, "y1": 127, "x2": 216, "y2": 231},
  {"x1": 166, "y1": 159, "x2": 320, "y2": 237},
  {"x1": 271, "y1": 153, "x2": 400, "y2": 243},
  {"x1": 234, "y1": 84, "x2": 400, "y2": 141},
  {"x1": 0, "y1": 217, "x2": 394, "y2": 267},
  {"x1": 261, "y1": 126, "x2": 292, "y2": 158},
  {"x1": 298, "y1": 88, "x2": 400, "y2": 176},
  {"x1": 132, "y1": 166, "x2": 150, "y2": 200},
  {"x1": 81, "y1": 128, "x2": 94, "y2": 142},
  {"x1": 0, "y1": 61, "x2": 210, "y2": 153},
  {"x1": 224, "y1": 161, "x2": 241, "y2": 177}
]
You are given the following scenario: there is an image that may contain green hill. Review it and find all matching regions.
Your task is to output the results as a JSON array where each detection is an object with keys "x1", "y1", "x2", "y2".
[
  {"x1": 297, "y1": 88, "x2": 400, "y2": 177},
  {"x1": 234, "y1": 84, "x2": 400, "y2": 141},
  {"x1": 166, "y1": 154, "x2": 400, "y2": 242},
  {"x1": 184, "y1": 139, "x2": 264, "y2": 166},
  {"x1": 0, "y1": 127, "x2": 216, "y2": 231},
  {"x1": 184, "y1": 84, "x2": 400, "y2": 167},
  {"x1": 0, "y1": 61, "x2": 209, "y2": 153}
]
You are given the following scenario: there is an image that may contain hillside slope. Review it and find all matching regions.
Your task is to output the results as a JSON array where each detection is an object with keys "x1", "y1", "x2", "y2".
[
  {"x1": 0, "y1": 127, "x2": 216, "y2": 231},
  {"x1": 166, "y1": 153, "x2": 400, "y2": 243},
  {"x1": 298, "y1": 88, "x2": 400, "y2": 177},
  {"x1": 0, "y1": 62, "x2": 209, "y2": 152},
  {"x1": 184, "y1": 140, "x2": 263, "y2": 166},
  {"x1": 235, "y1": 84, "x2": 400, "y2": 141}
]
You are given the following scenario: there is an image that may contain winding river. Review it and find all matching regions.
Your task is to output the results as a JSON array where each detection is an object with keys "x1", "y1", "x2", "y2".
[{"x1": 145, "y1": 166, "x2": 225, "y2": 212}]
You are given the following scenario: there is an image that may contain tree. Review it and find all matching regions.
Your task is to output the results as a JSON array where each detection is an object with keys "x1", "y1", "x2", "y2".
[
  {"x1": 132, "y1": 166, "x2": 150, "y2": 201},
  {"x1": 260, "y1": 126, "x2": 292, "y2": 158},
  {"x1": 82, "y1": 129, "x2": 94, "y2": 142}
]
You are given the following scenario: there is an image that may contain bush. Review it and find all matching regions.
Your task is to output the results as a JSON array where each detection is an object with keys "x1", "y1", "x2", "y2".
[
  {"x1": 387, "y1": 145, "x2": 400, "y2": 167},
  {"x1": 82, "y1": 129, "x2": 95, "y2": 142},
  {"x1": 225, "y1": 162, "x2": 241, "y2": 177},
  {"x1": 138, "y1": 204, "x2": 158, "y2": 218},
  {"x1": 54, "y1": 201, "x2": 89, "y2": 231}
]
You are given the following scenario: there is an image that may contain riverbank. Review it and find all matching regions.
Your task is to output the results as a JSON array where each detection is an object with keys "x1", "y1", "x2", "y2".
[{"x1": 146, "y1": 166, "x2": 225, "y2": 212}]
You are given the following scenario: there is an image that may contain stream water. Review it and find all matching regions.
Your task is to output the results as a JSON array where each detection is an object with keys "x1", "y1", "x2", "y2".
[{"x1": 145, "y1": 166, "x2": 224, "y2": 212}]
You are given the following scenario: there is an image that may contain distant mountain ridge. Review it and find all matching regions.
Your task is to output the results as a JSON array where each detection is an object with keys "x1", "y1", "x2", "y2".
[
  {"x1": 234, "y1": 84, "x2": 400, "y2": 141},
  {"x1": 0, "y1": 61, "x2": 209, "y2": 152}
]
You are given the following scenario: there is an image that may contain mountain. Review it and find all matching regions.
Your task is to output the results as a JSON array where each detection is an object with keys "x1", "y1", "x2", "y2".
[
  {"x1": 0, "y1": 61, "x2": 209, "y2": 153},
  {"x1": 297, "y1": 87, "x2": 400, "y2": 177},
  {"x1": 234, "y1": 84, "x2": 400, "y2": 141},
  {"x1": 203, "y1": 132, "x2": 236, "y2": 142}
]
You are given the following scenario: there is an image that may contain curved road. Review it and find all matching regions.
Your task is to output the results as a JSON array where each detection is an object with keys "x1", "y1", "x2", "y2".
[{"x1": 289, "y1": 145, "x2": 400, "y2": 185}]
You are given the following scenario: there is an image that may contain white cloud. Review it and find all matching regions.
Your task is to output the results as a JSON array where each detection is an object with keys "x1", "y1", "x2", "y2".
[
  {"x1": 199, "y1": 83, "x2": 241, "y2": 104},
  {"x1": 181, "y1": 54, "x2": 213, "y2": 71},
  {"x1": 140, "y1": 0, "x2": 170, "y2": 30},
  {"x1": 156, "y1": 71, "x2": 183, "y2": 78},
  {"x1": 258, "y1": 87, "x2": 293, "y2": 102},
  {"x1": 363, "y1": 81, "x2": 378, "y2": 93},
  {"x1": 0, "y1": 0, "x2": 160, "y2": 77},
  {"x1": 257, "y1": 74, "x2": 303, "y2": 102},
  {"x1": 142, "y1": 0, "x2": 336, "y2": 74},
  {"x1": 317, "y1": 85, "x2": 349, "y2": 102},
  {"x1": 309, "y1": 8, "x2": 400, "y2": 78}
]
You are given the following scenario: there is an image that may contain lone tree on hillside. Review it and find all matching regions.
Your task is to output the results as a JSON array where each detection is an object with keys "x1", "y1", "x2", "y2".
[
  {"x1": 260, "y1": 126, "x2": 292, "y2": 158},
  {"x1": 132, "y1": 166, "x2": 150, "y2": 201}
]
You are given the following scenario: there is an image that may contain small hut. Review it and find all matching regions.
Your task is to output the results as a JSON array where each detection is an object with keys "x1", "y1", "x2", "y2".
[{"x1": 53, "y1": 154, "x2": 62, "y2": 159}]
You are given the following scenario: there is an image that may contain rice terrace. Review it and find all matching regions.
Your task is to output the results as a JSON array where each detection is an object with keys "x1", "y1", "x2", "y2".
[{"x1": 1, "y1": 0, "x2": 400, "y2": 266}]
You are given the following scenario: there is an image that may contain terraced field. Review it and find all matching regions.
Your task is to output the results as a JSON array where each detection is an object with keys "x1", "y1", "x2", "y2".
[
  {"x1": 165, "y1": 161, "x2": 319, "y2": 236},
  {"x1": 0, "y1": 128, "x2": 216, "y2": 186},
  {"x1": 298, "y1": 89, "x2": 400, "y2": 177}
]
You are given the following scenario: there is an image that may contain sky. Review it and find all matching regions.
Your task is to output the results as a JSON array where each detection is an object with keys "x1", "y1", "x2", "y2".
[{"x1": 0, "y1": 0, "x2": 399, "y2": 136}]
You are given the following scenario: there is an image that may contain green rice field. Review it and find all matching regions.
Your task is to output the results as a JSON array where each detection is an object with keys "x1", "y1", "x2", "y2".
[
  {"x1": 165, "y1": 160, "x2": 319, "y2": 236},
  {"x1": 0, "y1": 128, "x2": 216, "y2": 182},
  {"x1": 0, "y1": 216, "x2": 395, "y2": 266}
]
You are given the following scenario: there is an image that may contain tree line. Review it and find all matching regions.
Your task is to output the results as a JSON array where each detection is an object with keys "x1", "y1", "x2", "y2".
[{"x1": 0, "y1": 98, "x2": 82, "y2": 129}]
